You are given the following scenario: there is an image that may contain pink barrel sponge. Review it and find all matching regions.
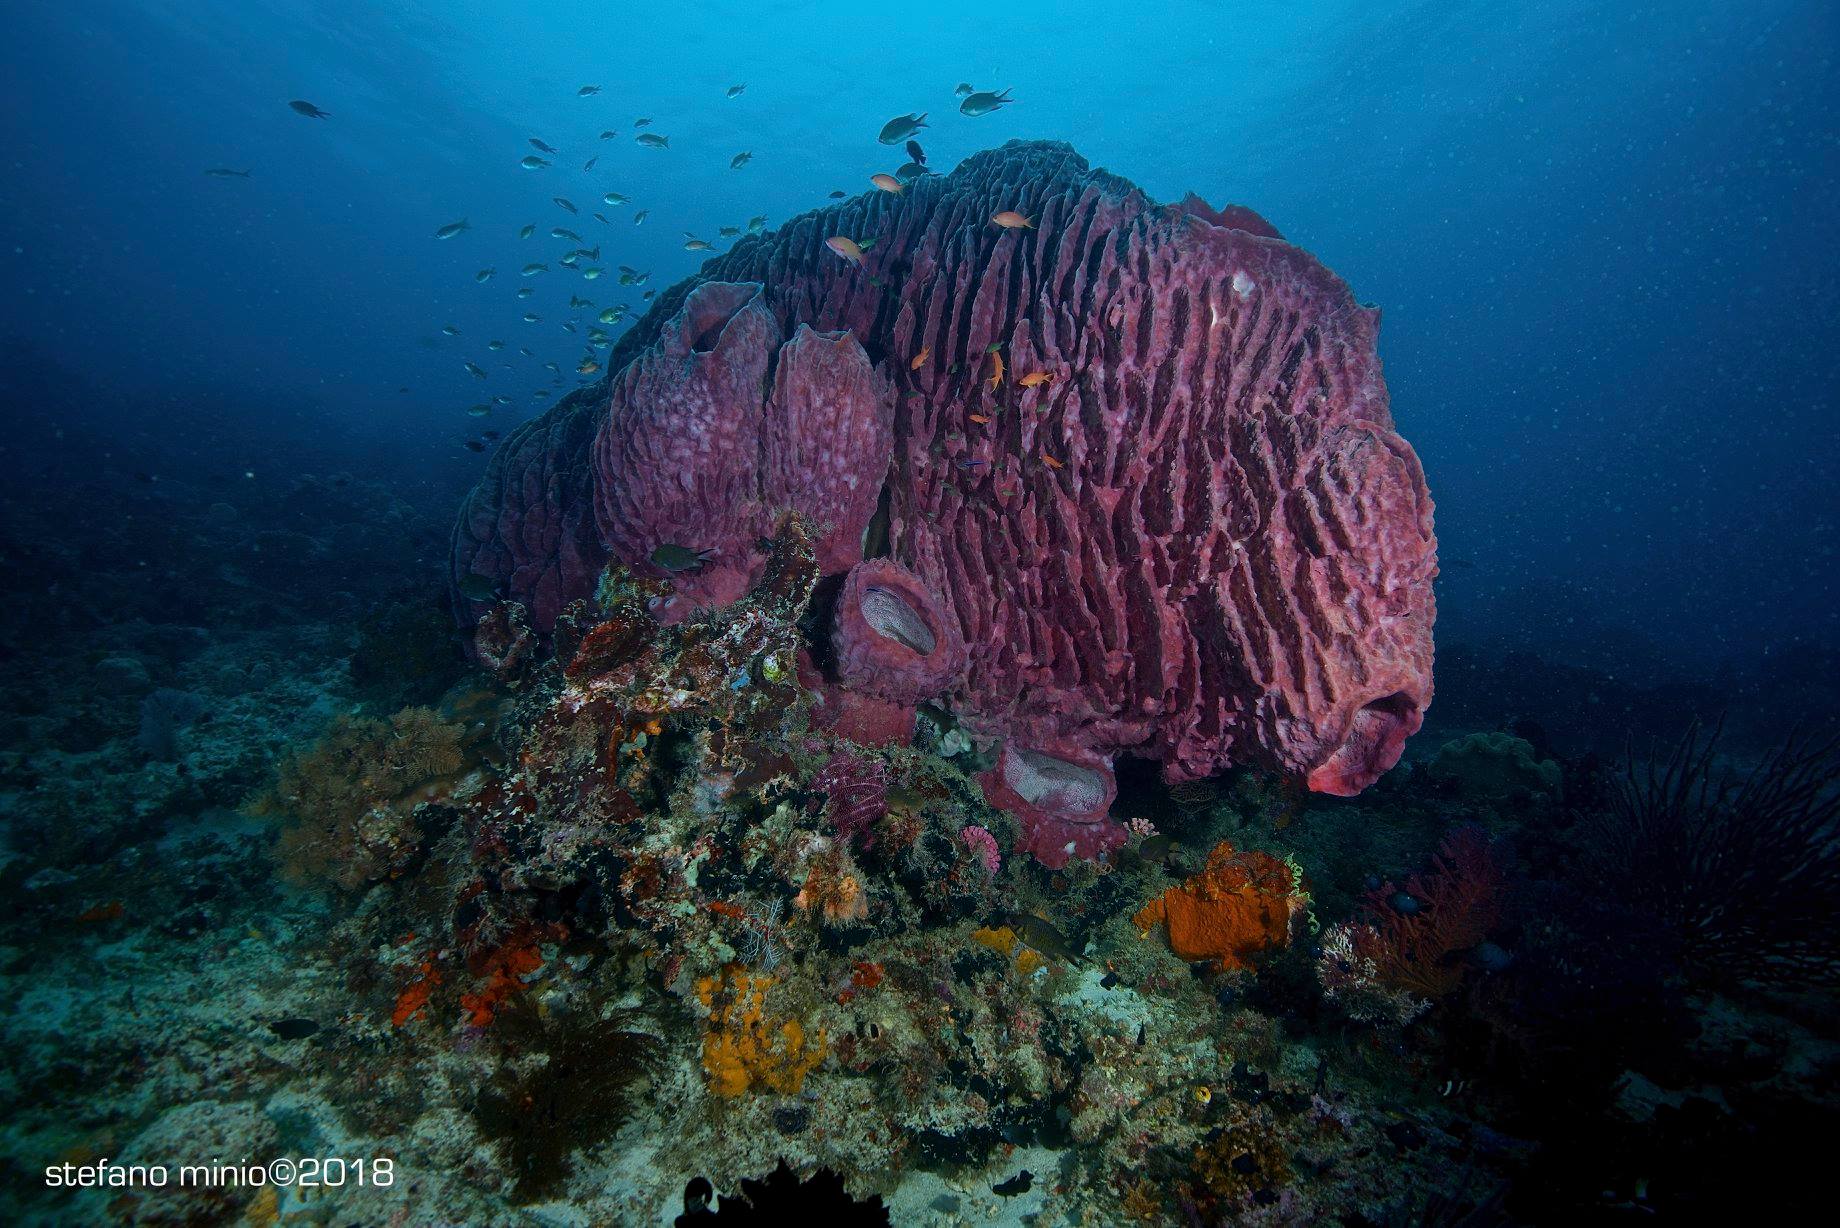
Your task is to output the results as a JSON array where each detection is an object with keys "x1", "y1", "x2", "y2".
[
  {"x1": 589, "y1": 280, "x2": 893, "y2": 622},
  {"x1": 831, "y1": 559, "x2": 966, "y2": 704},
  {"x1": 453, "y1": 141, "x2": 1437, "y2": 865}
]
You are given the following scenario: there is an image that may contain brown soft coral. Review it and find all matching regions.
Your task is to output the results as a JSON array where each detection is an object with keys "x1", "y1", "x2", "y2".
[{"x1": 259, "y1": 706, "x2": 469, "y2": 891}]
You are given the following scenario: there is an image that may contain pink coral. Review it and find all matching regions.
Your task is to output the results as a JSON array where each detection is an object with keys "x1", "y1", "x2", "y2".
[
  {"x1": 959, "y1": 825, "x2": 1002, "y2": 875},
  {"x1": 978, "y1": 741, "x2": 1123, "y2": 870},
  {"x1": 454, "y1": 141, "x2": 1437, "y2": 863},
  {"x1": 589, "y1": 282, "x2": 893, "y2": 624}
]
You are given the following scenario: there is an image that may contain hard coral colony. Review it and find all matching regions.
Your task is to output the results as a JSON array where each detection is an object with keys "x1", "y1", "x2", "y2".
[{"x1": 454, "y1": 140, "x2": 1437, "y2": 869}]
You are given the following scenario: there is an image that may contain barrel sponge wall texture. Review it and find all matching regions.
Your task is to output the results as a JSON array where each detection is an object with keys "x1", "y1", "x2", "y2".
[{"x1": 451, "y1": 140, "x2": 1437, "y2": 864}]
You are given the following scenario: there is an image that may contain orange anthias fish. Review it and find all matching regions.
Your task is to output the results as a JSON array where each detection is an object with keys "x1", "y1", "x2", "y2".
[
  {"x1": 910, "y1": 345, "x2": 930, "y2": 370},
  {"x1": 988, "y1": 351, "x2": 1004, "y2": 389},
  {"x1": 1018, "y1": 372, "x2": 1054, "y2": 388},
  {"x1": 825, "y1": 236, "x2": 864, "y2": 264},
  {"x1": 870, "y1": 173, "x2": 904, "y2": 194},
  {"x1": 991, "y1": 211, "x2": 1034, "y2": 230},
  {"x1": 968, "y1": 413, "x2": 990, "y2": 424},
  {"x1": 1041, "y1": 452, "x2": 1064, "y2": 469}
]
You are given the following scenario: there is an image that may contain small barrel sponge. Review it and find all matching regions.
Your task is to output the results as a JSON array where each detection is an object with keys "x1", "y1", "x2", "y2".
[
  {"x1": 590, "y1": 282, "x2": 894, "y2": 622},
  {"x1": 832, "y1": 558, "x2": 965, "y2": 703},
  {"x1": 978, "y1": 742, "x2": 1124, "y2": 870}
]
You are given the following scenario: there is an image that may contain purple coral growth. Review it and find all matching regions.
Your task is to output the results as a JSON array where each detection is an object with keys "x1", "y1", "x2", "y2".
[{"x1": 810, "y1": 751, "x2": 889, "y2": 849}]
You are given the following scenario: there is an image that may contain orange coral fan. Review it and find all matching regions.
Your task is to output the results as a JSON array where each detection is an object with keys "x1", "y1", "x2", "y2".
[
  {"x1": 392, "y1": 955, "x2": 442, "y2": 1027},
  {"x1": 695, "y1": 966, "x2": 827, "y2": 1097},
  {"x1": 1134, "y1": 840, "x2": 1304, "y2": 970},
  {"x1": 1353, "y1": 825, "x2": 1503, "y2": 999}
]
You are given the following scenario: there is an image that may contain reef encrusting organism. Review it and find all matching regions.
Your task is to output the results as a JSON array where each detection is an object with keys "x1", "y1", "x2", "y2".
[{"x1": 452, "y1": 140, "x2": 1437, "y2": 865}]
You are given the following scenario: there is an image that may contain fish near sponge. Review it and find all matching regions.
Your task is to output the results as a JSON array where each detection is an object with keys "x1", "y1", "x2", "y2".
[
  {"x1": 454, "y1": 141, "x2": 1437, "y2": 866},
  {"x1": 589, "y1": 281, "x2": 894, "y2": 623}
]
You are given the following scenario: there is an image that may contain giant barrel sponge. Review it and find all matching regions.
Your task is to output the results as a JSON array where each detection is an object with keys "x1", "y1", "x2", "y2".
[{"x1": 452, "y1": 141, "x2": 1438, "y2": 867}]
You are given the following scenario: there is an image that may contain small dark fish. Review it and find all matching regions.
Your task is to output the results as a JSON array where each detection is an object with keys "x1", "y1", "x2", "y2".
[
  {"x1": 634, "y1": 116, "x2": 652, "y2": 127},
  {"x1": 553, "y1": 196, "x2": 578, "y2": 213},
  {"x1": 650, "y1": 543, "x2": 714, "y2": 573},
  {"x1": 1388, "y1": 890, "x2": 1422, "y2": 915},
  {"x1": 583, "y1": 156, "x2": 597, "y2": 171},
  {"x1": 956, "y1": 458, "x2": 987, "y2": 470},
  {"x1": 954, "y1": 82, "x2": 974, "y2": 97},
  {"x1": 906, "y1": 138, "x2": 926, "y2": 165},
  {"x1": 730, "y1": 151, "x2": 752, "y2": 169},
  {"x1": 637, "y1": 133, "x2": 669, "y2": 149},
  {"x1": 960, "y1": 88, "x2": 1013, "y2": 117},
  {"x1": 895, "y1": 161, "x2": 927, "y2": 182},
  {"x1": 993, "y1": 1171, "x2": 1033, "y2": 1197},
  {"x1": 519, "y1": 155, "x2": 550, "y2": 170},
  {"x1": 878, "y1": 112, "x2": 928, "y2": 144},
  {"x1": 288, "y1": 100, "x2": 329, "y2": 119},
  {"x1": 205, "y1": 167, "x2": 251, "y2": 178},
  {"x1": 1005, "y1": 913, "x2": 1080, "y2": 963},
  {"x1": 529, "y1": 137, "x2": 558, "y2": 154},
  {"x1": 599, "y1": 129, "x2": 617, "y2": 140},
  {"x1": 1137, "y1": 834, "x2": 1174, "y2": 864},
  {"x1": 577, "y1": 84, "x2": 600, "y2": 96},
  {"x1": 463, "y1": 439, "x2": 486, "y2": 453},
  {"x1": 828, "y1": 189, "x2": 846, "y2": 199},
  {"x1": 433, "y1": 218, "x2": 470, "y2": 239},
  {"x1": 727, "y1": 83, "x2": 746, "y2": 99},
  {"x1": 482, "y1": 430, "x2": 500, "y2": 441},
  {"x1": 267, "y1": 1018, "x2": 319, "y2": 1040},
  {"x1": 1470, "y1": 940, "x2": 1513, "y2": 972}
]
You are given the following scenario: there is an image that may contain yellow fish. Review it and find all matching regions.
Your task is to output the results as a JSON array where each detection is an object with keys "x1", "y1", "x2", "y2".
[
  {"x1": 871, "y1": 173, "x2": 904, "y2": 194},
  {"x1": 1018, "y1": 371, "x2": 1054, "y2": 388},
  {"x1": 825, "y1": 236, "x2": 863, "y2": 264},
  {"x1": 987, "y1": 351, "x2": 1004, "y2": 390},
  {"x1": 1041, "y1": 451, "x2": 1064, "y2": 470},
  {"x1": 991, "y1": 211, "x2": 1034, "y2": 230},
  {"x1": 968, "y1": 413, "x2": 990, "y2": 424},
  {"x1": 910, "y1": 345, "x2": 930, "y2": 370}
]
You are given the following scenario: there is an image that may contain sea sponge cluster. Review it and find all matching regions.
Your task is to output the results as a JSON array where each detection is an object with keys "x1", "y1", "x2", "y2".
[
  {"x1": 1134, "y1": 840, "x2": 1306, "y2": 971},
  {"x1": 696, "y1": 966, "x2": 827, "y2": 1097}
]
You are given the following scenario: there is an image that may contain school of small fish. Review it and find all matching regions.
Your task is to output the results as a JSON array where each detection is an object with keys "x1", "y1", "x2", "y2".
[{"x1": 268, "y1": 76, "x2": 1021, "y2": 458}]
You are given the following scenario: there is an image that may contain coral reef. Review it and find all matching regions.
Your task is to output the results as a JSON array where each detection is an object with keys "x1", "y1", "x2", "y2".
[
  {"x1": 1427, "y1": 731, "x2": 1562, "y2": 802},
  {"x1": 453, "y1": 140, "x2": 1438, "y2": 867}
]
